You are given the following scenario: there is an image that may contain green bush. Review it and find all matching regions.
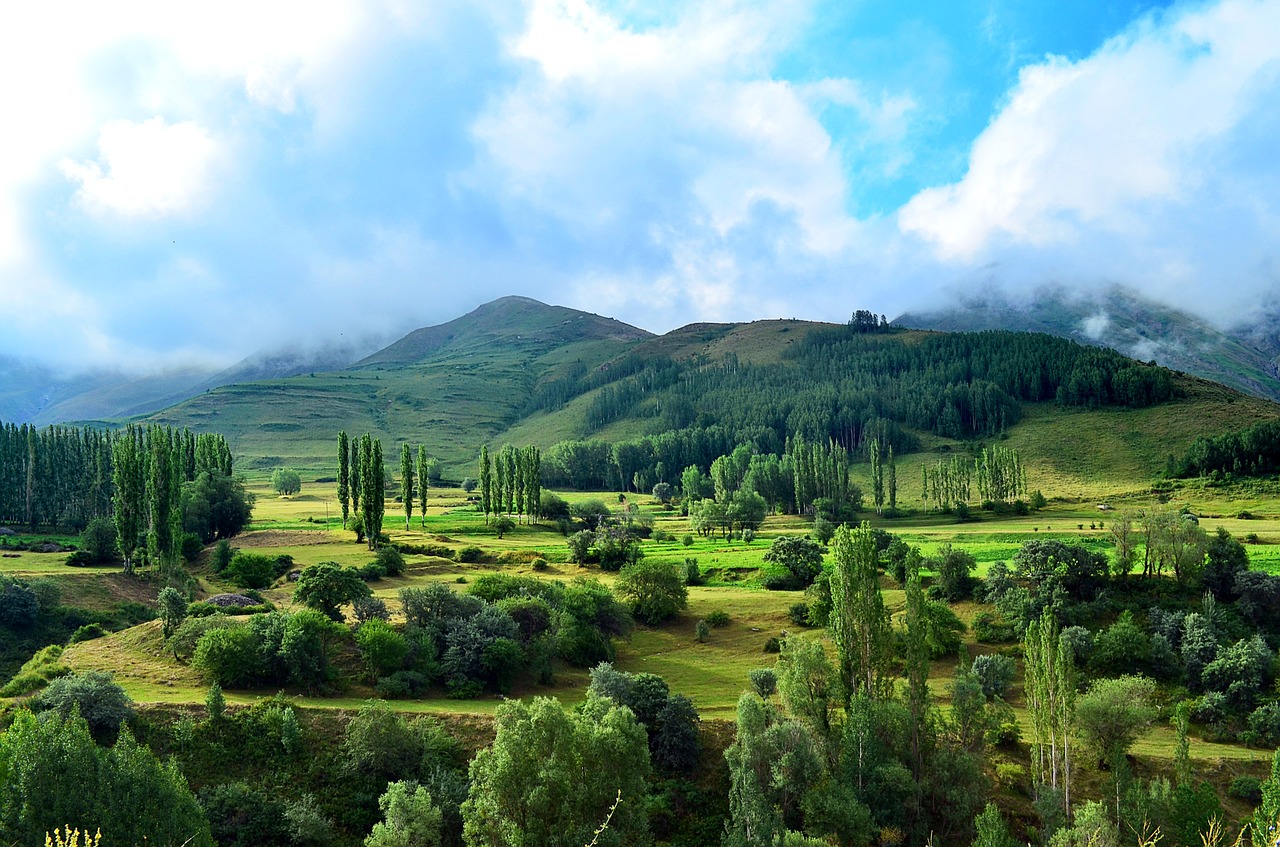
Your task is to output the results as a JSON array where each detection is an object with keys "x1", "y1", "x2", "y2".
[
  {"x1": 456, "y1": 545, "x2": 485, "y2": 563},
  {"x1": 705, "y1": 610, "x2": 730, "y2": 627},
  {"x1": 1230, "y1": 775, "x2": 1263, "y2": 802},
  {"x1": 193, "y1": 625, "x2": 263, "y2": 687},
  {"x1": 224, "y1": 553, "x2": 277, "y2": 589},
  {"x1": 695, "y1": 620, "x2": 710, "y2": 642},
  {"x1": 788, "y1": 602, "x2": 811, "y2": 626},
  {"x1": 761, "y1": 566, "x2": 802, "y2": 591},
  {"x1": 356, "y1": 619, "x2": 409, "y2": 679},
  {"x1": 34, "y1": 670, "x2": 134, "y2": 741},
  {"x1": 763, "y1": 636, "x2": 782, "y2": 653},
  {"x1": 375, "y1": 546, "x2": 406, "y2": 577},
  {"x1": 681, "y1": 534, "x2": 694, "y2": 547},
  {"x1": 68, "y1": 623, "x2": 107, "y2": 643},
  {"x1": 532, "y1": 557, "x2": 549, "y2": 571}
]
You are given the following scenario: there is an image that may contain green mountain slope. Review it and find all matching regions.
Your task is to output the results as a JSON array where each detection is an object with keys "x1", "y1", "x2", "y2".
[
  {"x1": 134, "y1": 297, "x2": 1280, "y2": 499},
  {"x1": 896, "y1": 284, "x2": 1280, "y2": 403},
  {"x1": 147, "y1": 297, "x2": 652, "y2": 471}
]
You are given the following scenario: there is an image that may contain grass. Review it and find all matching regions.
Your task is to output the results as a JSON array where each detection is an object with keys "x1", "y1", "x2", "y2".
[{"x1": 8, "y1": 469, "x2": 1280, "y2": 776}]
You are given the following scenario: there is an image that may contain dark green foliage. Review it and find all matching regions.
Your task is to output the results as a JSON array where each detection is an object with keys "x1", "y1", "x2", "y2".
[
  {"x1": 0, "y1": 710, "x2": 213, "y2": 847},
  {"x1": 182, "y1": 470, "x2": 254, "y2": 543},
  {"x1": 0, "y1": 576, "x2": 38, "y2": 629},
  {"x1": 158, "y1": 585, "x2": 188, "y2": 639},
  {"x1": 970, "y1": 653, "x2": 1016, "y2": 699},
  {"x1": 1177, "y1": 418, "x2": 1280, "y2": 478},
  {"x1": 293, "y1": 561, "x2": 373, "y2": 620},
  {"x1": 763, "y1": 535, "x2": 825, "y2": 588},
  {"x1": 926, "y1": 544, "x2": 977, "y2": 602},
  {"x1": 33, "y1": 670, "x2": 133, "y2": 742},
  {"x1": 706, "y1": 609, "x2": 730, "y2": 627},
  {"x1": 1201, "y1": 635, "x2": 1272, "y2": 710},
  {"x1": 455, "y1": 545, "x2": 485, "y2": 563},
  {"x1": 201, "y1": 781, "x2": 292, "y2": 847},
  {"x1": 462, "y1": 695, "x2": 651, "y2": 847},
  {"x1": 193, "y1": 624, "x2": 264, "y2": 687},
  {"x1": 616, "y1": 560, "x2": 688, "y2": 624},
  {"x1": 356, "y1": 620, "x2": 409, "y2": 679},
  {"x1": 1012, "y1": 539, "x2": 1108, "y2": 602},
  {"x1": 225, "y1": 552, "x2": 279, "y2": 589},
  {"x1": 749, "y1": 668, "x2": 778, "y2": 698},
  {"x1": 212, "y1": 538, "x2": 234, "y2": 572},
  {"x1": 1231, "y1": 775, "x2": 1263, "y2": 801},
  {"x1": 79, "y1": 516, "x2": 118, "y2": 563},
  {"x1": 1247, "y1": 701, "x2": 1280, "y2": 747},
  {"x1": 376, "y1": 545, "x2": 407, "y2": 577},
  {"x1": 593, "y1": 525, "x2": 644, "y2": 571},
  {"x1": 468, "y1": 573, "x2": 564, "y2": 605},
  {"x1": 1203, "y1": 527, "x2": 1249, "y2": 601},
  {"x1": 1090, "y1": 611, "x2": 1153, "y2": 676}
]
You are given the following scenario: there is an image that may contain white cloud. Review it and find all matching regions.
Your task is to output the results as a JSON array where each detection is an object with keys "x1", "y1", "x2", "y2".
[
  {"x1": 897, "y1": 0, "x2": 1280, "y2": 322},
  {"x1": 61, "y1": 118, "x2": 219, "y2": 218}
]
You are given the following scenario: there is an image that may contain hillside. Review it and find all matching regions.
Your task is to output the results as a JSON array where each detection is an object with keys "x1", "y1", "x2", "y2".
[
  {"x1": 896, "y1": 284, "x2": 1280, "y2": 403},
  {"x1": 132, "y1": 297, "x2": 1280, "y2": 495}
]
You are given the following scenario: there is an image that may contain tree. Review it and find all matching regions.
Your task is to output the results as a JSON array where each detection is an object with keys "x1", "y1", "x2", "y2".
[
  {"x1": 271, "y1": 467, "x2": 302, "y2": 496},
  {"x1": 1074, "y1": 675, "x2": 1157, "y2": 819},
  {"x1": 338, "y1": 431, "x2": 351, "y2": 529},
  {"x1": 417, "y1": 445, "x2": 430, "y2": 528},
  {"x1": 615, "y1": 560, "x2": 688, "y2": 625},
  {"x1": 0, "y1": 710, "x2": 213, "y2": 847},
  {"x1": 80, "y1": 516, "x2": 118, "y2": 564},
  {"x1": 112, "y1": 433, "x2": 144, "y2": 574},
  {"x1": 651, "y1": 482, "x2": 673, "y2": 504},
  {"x1": 461, "y1": 695, "x2": 651, "y2": 847},
  {"x1": 1203, "y1": 526, "x2": 1248, "y2": 600},
  {"x1": 1025, "y1": 613, "x2": 1075, "y2": 813},
  {"x1": 33, "y1": 670, "x2": 134, "y2": 742},
  {"x1": 181, "y1": 470, "x2": 254, "y2": 543},
  {"x1": 828, "y1": 523, "x2": 891, "y2": 704},
  {"x1": 158, "y1": 586, "x2": 188, "y2": 639},
  {"x1": 367, "y1": 781, "x2": 443, "y2": 847},
  {"x1": 401, "y1": 444, "x2": 416, "y2": 530},
  {"x1": 294, "y1": 562, "x2": 373, "y2": 621},
  {"x1": 763, "y1": 536, "x2": 825, "y2": 588},
  {"x1": 479, "y1": 445, "x2": 492, "y2": 524}
]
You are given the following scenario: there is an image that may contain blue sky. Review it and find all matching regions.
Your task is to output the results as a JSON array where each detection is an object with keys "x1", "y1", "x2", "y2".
[{"x1": 1, "y1": 0, "x2": 1276, "y2": 371}]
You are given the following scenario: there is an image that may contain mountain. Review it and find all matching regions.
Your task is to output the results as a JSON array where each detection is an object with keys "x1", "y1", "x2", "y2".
[
  {"x1": 136, "y1": 296, "x2": 1279, "y2": 492},
  {"x1": 146, "y1": 297, "x2": 655, "y2": 469},
  {"x1": 895, "y1": 285, "x2": 1280, "y2": 403},
  {"x1": 0, "y1": 341, "x2": 375, "y2": 427}
]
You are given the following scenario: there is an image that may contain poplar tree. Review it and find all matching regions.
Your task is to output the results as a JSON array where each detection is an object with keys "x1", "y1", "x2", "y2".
[
  {"x1": 869, "y1": 438, "x2": 883, "y2": 515},
  {"x1": 1025, "y1": 612, "x2": 1074, "y2": 814},
  {"x1": 524, "y1": 445, "x2": 541, "y2": 522},
  {"x1": 479, "y1": 445, "x2": 492, "y2": 524},
  {"x1": 111, "y1": 432, "x2": 144, "y2": 575},
  {"x1": 494, "y1": 448, "x2": 507, "y2": 518},
  {"x1": 887, "y1": 446, "x2": 897, "y2": 513},
  {"x1": 903, "y1": 566, "x2": 930, "y2": 781},
  {"x1": 337, "y1": 431, "x2": 350, "y2": 529},
  {"x1": 416, "y1": 445, "x2": 429, "y2": 527},
  {"x1": 828, "y1": 522, "x2": 892, "y2": 706},
  {"x1": 370, "y1": 438, "x2": 385, "y2": 549},
  {"x1": 400, "y1": 443, "x2": 415, "y2": 529},
  {"x1": 351, "y1": 437, "x2": 361, "y2": 514}
]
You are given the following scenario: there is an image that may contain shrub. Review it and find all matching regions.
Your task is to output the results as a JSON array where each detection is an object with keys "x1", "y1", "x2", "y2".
[
  {"x1": 763, "y1": 636, "x2": 781, "y2": 653},
  {"x1": 682, "y1": 557, "x2": 703, "y2": 586},
  {"x1": 79, "y1": 517, "x2": 118, "y2": 563},
  {"x1": 293, "y1": 562, "x2": 372, "y2": 621},
  {"x1": 788, "y1": 602, "x2": 811, "y2": 627},
  {"x1": 375, "y1": 546, "x2": 406, "y2": 577},
  {"x1": 973, "y1": 612, "x2": 1017, "y2": 643},
  {"x1": 616, "y1": 560, "x2": 688, "y2": 625},
  {"x1": 376, "y1": 670, "x2": 430, "y2": 699},
  {"x1": 0, "y1": 578, "x2": 39, "y2": 629},
  {"x1": 681, "y1": 534, "x2": 694, "y2": 547},
  {"x1": 761, "y1": 566, "x2": 802, "y2": 591},
  {"x1": 1230, "y1": 775, "x2": 1263, "y2": 802},
  {"x1": 64, "y1": 550, "x2": 96, "y2": 567},
  {"x1": 1247, "y1": 701, "x2": 1280, "y2": 747},
  {"x1": 224, "y1": 553, "x2": 277, "y2": 589},
  {"x1": 695, "y1": 620, "x2": 710, "y2": 642},
  {"x1": 456, "y1": 545, "x2": 485, "y2": 563},
  {"x1": 34, "y1": 670, "x2": 134, "y2": 741},
  {"x1": 970, "y1": 654, "x2": 1016, "y2": 699},
  {"x1": 193, "y1": 625, "x2": 263, "y2": 687},
  {"x1": 705, "y1": 610, "x2": 730, "y2": 628},
  {"x1": 748, "y1": 668, "x2": 777, "y2": 698},
  {"x1": 68, "y1": 623, "x2": 107, "y2": 643},
  {"x1": 212, "y1": 539, "x2": 234, "y2": 573},
  {"x1": 352, "y1": 595, "x2": 391, "y2": 623},
  {"x1": 357, "y1": 562, "x2": 387, "y2": 581},
  {"x1": 742, "y1": 528, "x2": 756, "y2": 544},
  {"x1": 356, "y1": 619, "x2": 409, "y2": 679}
]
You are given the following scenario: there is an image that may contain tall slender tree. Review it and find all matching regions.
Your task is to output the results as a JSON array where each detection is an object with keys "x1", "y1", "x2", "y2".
[
  {"x1": 111, "y1": 432, "x2": 144, "y2": 574},
  {"x1": 400, "y1": 443, "x2": 415, "y2": 530},
  {"x1": 350, "y1": 436, "x2": 361, "y2": 514},
  {"x1": 1025, "y1": 612, "x2": 1074, "y2": 814},
  {"x1": 479, "y1": 445, "x2": 492, "y2": 524},
  {"x1": 416, "y1": 445, "x2": 429, "y2": 527},
  {"x1": 828, "y1": 522, "x2": 892, "y2": 706},
  {"x1": 337, "y1": 431, "x2": 350, "y2": 529}
]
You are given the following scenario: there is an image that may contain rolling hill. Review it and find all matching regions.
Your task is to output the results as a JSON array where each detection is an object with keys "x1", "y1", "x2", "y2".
[
  {"x1": 133, "y1": 296, "x2": 1280, "y2": 496},
  {"x1": 895, "y1": 284, "x2": 1280, "y2": 403}
]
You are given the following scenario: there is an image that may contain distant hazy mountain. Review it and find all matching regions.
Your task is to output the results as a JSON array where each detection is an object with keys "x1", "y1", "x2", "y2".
[
  {"x1": 1, "y1": 340, "x2": 375, "y2": 427},
  {"x1": 895, "y1": 285, "x2": 1280, "y2": 403}
]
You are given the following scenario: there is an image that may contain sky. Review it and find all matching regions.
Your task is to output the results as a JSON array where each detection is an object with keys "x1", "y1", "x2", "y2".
[{"x1": 2, "y1": 0, "x2": 1278, "y2": 372}]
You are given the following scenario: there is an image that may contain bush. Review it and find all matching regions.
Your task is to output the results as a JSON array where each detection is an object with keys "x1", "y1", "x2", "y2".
[
  {"x1": 68, "y1": 623, "x2": 107, "y2": 643},
  {"x1": 64, "y1": 550, "x2": 96, "y2": 567},
  {"x1": 193, "y1": 625, "x2": 263, "y2": 687},
  {"x1": 681, "y1": 534, "x2": 694, "y2": 547},
  {"x1": 293, "y1": 562, "x2": 373, "y2": 620},
  {"x1": 224, "y1": 553, "x2": 278, "y2": 589},
  {"x1": 357, "y1": 562, "x2": 387, "y2": 581},
  {"x1": 788, "y1": 602, "x2": 811, "y2": 627},
  {"x1": 970, "y1": 653, "x2": 1016, "y2": 699},
  {"x1": 616, "y1": 560, "x2": 688, "y2": 625},
  {"x1": 356, "y1": 619, "x2": 409, "y2": 679},
  {"x1": 972, "y1": 612, "x2": 1017, "y2": 644},
  {"x1": 748, "y1": 668, "x2": 777, "y2": 698},
  {"x1": 0, "y1": 578, "x2": 39, "y2": 629},
  {"x1": 212, "y1": 539, "x2": 234, "y2": 573},
  {"x1": 352, "y1": 595, "x2": 391, "y2": 623},
  {"x1": 271, "y1": 467, "x2": 302, "y2": 495},
  {"x1": 763, "y1": 636, "x2": 781, "y2": 653},
  {"x1": 34, "y1": 670, "x2": 134, "y2": 741},
  {"x1": 682, "y1": 557, "x2": 703, "y2": 586},
  {"x1": 375, "y1": 546, "x2": 406, "y2": 577},
  {"x1": 705, "y1": 610, "x2": 730, "y2": 627},
  {"x1": 532, "y1": 557, "x2": 548, "y2": 571},
  {"x1": 456, "y1": 545, "x2": 485, "y2": 563},
  {"x1": 376, "y1": 670, "x2": 430, "y2": 699},
  {"x1": 695, "y1": 620, "x2": 710, "y2": 642},
  {"x1": 761, "y1": 566, "x2": 802, "y2": 591},
  {"x1": 1247, "y1": 701, "x2": 1280, "y2": 747},
  {"x1": 1230, "y1": 775, "x2": 1263, "y2": 802},
  {"x1": 80, "y1": 517, "x2": 118, "y2": 563}
]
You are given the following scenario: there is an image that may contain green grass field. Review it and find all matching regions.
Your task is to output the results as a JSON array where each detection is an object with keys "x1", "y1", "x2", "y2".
[{"x1": 7, "y1": 472, "x2": 1277, "y2": 775}]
